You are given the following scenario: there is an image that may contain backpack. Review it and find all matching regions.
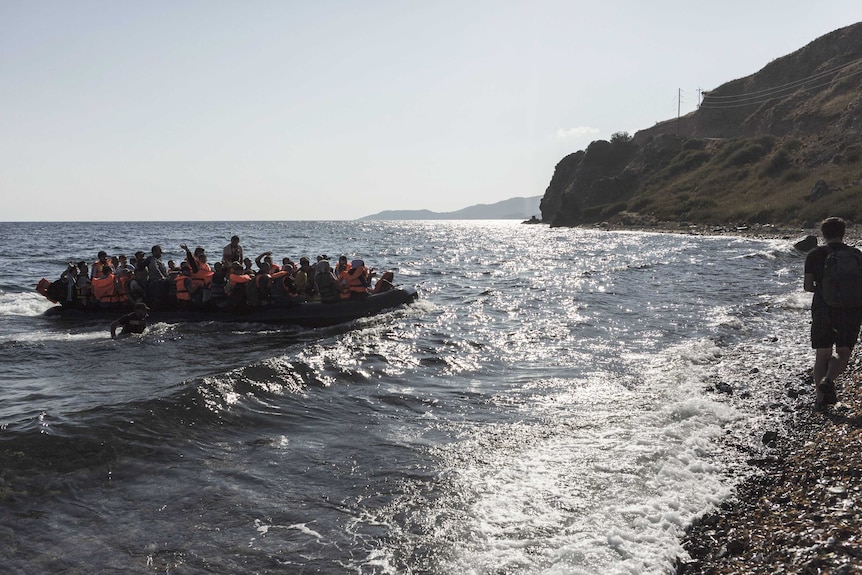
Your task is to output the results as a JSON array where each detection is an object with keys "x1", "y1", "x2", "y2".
[{"x1": 821, "y1": 246, "x2": 862, "y2": 308}]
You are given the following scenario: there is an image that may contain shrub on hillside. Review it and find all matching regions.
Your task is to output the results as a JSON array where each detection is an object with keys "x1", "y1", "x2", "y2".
[
  {"x1": 716, "y1": 138, "x2": 747, "y2": 162},
  {"x1": 725, "y1": 143, "x2": 770, "y2": 167},
  {"x1": 780, "y1": 138, "x2": 803, "y2": 153},
  {"x1": 629, "y1": 196, "x2": 651, "y2": 212},
  {"x1": 666, "y1": 150, "x2": 710, "y2": 178},
  {"x1": 760, "y1": 150, "x2": 792, "y2": 178},
  {"x1": 610, "y1": 131, "x2": 633, "y2": 145}
]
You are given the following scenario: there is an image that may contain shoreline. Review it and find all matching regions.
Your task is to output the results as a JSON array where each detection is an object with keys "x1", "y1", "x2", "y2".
[
  {"x1": 580, "y1": 219, "x2": 862, "y2": 572},
  {"x1": 590, "y1": 221, "x2": 818, "y2": 242},
  {"x1": 675, "y1": 365, "x2": 862, "y2": 573},
  {"x1": 642, "y1": 219, "x2": 862, "y2": 573},
  {"x1": 543, "y1": 218, "x2": 862, "y2": 244}
]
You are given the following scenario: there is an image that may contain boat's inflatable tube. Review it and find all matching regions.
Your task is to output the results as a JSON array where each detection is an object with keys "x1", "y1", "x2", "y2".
[{"x1": 42, "y1": 286, "x2": 419, "y2": 328}]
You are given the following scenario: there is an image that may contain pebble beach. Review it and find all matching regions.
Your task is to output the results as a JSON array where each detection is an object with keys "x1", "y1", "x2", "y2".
[
  {"x1": 601, "y1": 219, "x2": 862, "y2": 573},
  {"x1": 676, "y1": 366, "x2": 862, "y2": 573},
  {"x1": 673, "y1": 217, "x2": 862, "y2": 573}
]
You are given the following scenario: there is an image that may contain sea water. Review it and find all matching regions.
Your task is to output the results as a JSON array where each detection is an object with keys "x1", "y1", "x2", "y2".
[{"x1": 0, "y1": 220, "x2": 813, "y2": 574}]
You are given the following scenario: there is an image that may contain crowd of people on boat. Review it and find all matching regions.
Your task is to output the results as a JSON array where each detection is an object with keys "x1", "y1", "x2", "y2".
[{"x1": 40, "y1": 234, "x2": 395, "y2": 312}]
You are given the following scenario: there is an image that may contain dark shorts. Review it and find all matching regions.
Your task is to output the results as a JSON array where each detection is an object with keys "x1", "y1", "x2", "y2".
[{"x1": 811, "y1": 304, "x2": 862, "y2": 349}]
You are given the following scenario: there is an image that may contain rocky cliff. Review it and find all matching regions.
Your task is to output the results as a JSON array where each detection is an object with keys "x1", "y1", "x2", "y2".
[{"x1": 541, "y1": 22, "x2": 862, "y2": 229}]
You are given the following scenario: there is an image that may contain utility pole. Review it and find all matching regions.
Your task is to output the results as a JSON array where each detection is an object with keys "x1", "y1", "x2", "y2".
[{"x1": 677, "y1": 88, "x2": 681, "y2": 137}]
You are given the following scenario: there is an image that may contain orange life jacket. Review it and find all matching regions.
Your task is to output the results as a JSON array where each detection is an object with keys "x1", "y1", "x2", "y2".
[
  {"x1": 116, "y1": 274, "x2": 131, "y2": 302},
  {"x1": 339, "y1": 266, "x2": 369, "y2": 298},
  {"x1": 191, "y1": 266, "x2": 214, "y2": 286},
  {"x1": 228, "y1": 272, "x2": 251, "y2": 294},
  {"x1": 91, "y1": 274, "x2": 119, "y2": 303},
  {"x1": 175, "y1": 275, "x2": 192, "y2": 301}
]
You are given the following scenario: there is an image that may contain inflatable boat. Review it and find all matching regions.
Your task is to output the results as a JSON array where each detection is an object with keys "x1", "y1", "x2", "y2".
[{"x1": 38, "y1": 281, "x2": 419, "y2": 328}]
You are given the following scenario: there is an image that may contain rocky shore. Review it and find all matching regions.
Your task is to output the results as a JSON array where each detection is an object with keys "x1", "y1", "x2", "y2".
[
  {"x1": 593, "y1": 215, "x2": 816, "y2": 242},
  {"x1": 675, "y1": 364, "x2": 862, "y2": 574},
  {"x1": 600, "y1": 221, "x2": 862, "y2": 573},
  {"x1": 563, "y1": 220, "x2": 862, "y2": 572}
]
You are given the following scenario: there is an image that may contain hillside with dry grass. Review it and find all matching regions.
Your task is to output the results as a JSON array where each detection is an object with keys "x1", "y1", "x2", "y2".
[{"x1": 541, "y1": 22, "x2": 862, "y2": 229}]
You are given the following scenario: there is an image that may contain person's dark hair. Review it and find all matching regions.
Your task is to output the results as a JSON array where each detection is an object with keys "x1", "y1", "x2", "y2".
[{"x1": 821, "y1": 217, "x2": 846, "y2": 240}]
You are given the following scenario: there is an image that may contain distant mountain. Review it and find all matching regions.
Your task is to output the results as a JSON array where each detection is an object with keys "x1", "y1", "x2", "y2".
[{"x1": 359, "y1": 195, "x2": 542, "y2": 221}]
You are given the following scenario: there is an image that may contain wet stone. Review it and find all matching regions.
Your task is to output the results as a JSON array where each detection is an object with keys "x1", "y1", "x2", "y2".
[{"x1": 676, "y1": 368, "x2": 862, "y2": 574}]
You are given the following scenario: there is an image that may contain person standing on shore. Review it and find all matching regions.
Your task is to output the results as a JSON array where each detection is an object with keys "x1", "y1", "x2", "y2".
[{"x1": 803, "y1": 216, "x2": 862, "y2": 410}]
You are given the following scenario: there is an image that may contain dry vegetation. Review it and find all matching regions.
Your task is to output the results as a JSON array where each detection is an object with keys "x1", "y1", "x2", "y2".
[{"x1": 612, "y1": 135, "x2": 862, "y2": 228}]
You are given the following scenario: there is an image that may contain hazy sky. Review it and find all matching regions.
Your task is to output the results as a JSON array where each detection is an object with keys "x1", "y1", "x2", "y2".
[{"x1": 3, "y1": 1, "x2": 861, "y2": 221}]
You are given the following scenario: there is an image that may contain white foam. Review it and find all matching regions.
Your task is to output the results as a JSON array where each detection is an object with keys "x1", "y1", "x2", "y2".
[
  {"x1": 423, "y1": 335, "x2": 751, "y2": 574},
  {"x1": 0, "y1": 291, "x2": 53, "y2": 317},
  {"x1": 0, "y1": 327, "x2": 105, "y2": 344}
]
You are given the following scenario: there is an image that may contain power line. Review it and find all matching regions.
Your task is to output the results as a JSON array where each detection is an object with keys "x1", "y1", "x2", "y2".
[
  {"x1": 704, "y1": 56, "x2": 862, "y2": 102},
  {"x1": 699, "y1": 66, "x2": 862, "y2": 109}
]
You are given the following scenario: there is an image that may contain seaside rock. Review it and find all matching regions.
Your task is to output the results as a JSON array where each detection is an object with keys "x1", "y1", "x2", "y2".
[
  {"x1": 726, "y1": 539, "x2": 747, "y2": 555},
  {"x1": 715, "y1": 382, "x2": 733, "y2": 395},
  {"x1": 761, "y1": 430, "x2": 779, "y2": 446},
  {"x1": 794, "y1": 235, "x2": 818, "y2": 252}
]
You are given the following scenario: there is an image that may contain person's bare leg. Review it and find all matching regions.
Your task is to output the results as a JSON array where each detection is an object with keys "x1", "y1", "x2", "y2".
[
  {"x1": 813, "y1": 348, "x2": 833, "y2": 386},
  {"x1": 826, "y1": 346, "x2": 852, "y2": 382}
]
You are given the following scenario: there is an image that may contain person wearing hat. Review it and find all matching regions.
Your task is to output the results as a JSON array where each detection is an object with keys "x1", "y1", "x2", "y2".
[{"x1": 110, "y1": 302, "x2": 149, "y2": 339}]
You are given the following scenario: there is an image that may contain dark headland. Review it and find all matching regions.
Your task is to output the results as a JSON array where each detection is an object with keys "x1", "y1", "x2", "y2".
[{"x1": 538, "y1": 21, "x2": 862, "y2": 234}]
